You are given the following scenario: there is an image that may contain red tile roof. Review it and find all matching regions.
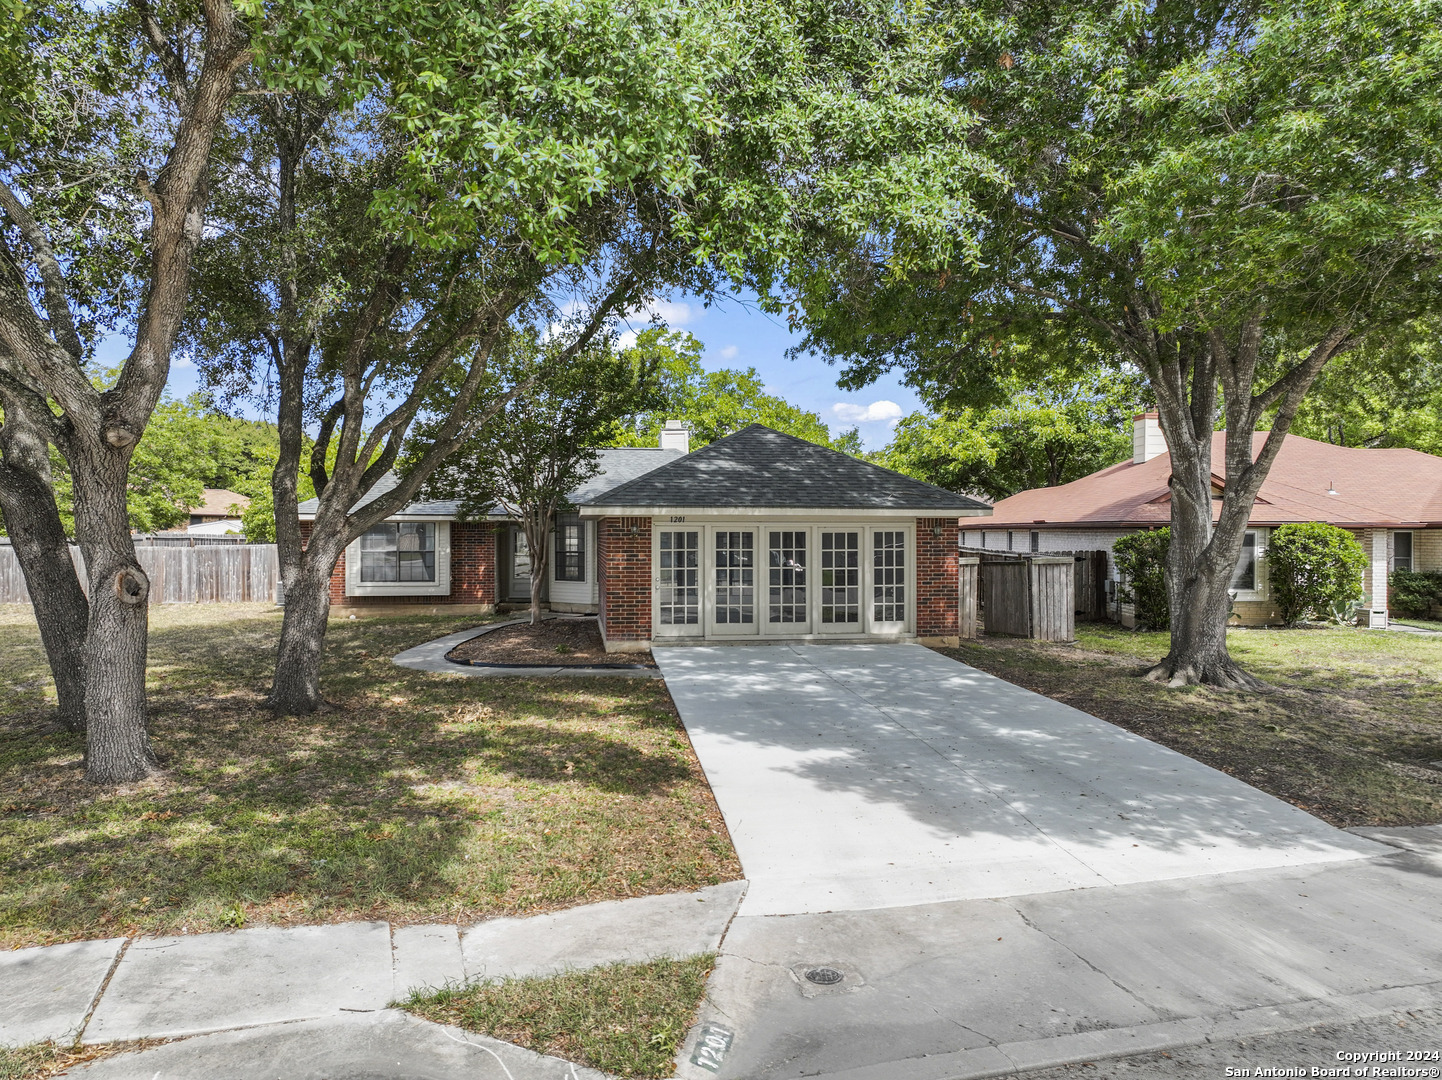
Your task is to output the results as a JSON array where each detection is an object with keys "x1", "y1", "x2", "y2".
[{"x1": 988, "y1": 432, "x2": 1442, "y2": 529}]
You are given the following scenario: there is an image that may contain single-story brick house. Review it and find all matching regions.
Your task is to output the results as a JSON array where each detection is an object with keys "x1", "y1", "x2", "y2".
[
  {"x1": 300, "y1": 423, "x2": 990, "y2": 650},
  {"x1": 979, "y1": 414, "x2": 1442, "y2": 627}
]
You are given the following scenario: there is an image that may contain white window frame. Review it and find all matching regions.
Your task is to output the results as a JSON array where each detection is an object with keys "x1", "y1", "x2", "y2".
[
  {"x1": 345, "y1": 519, "x2": 451, "y2": 597},
  {"x1": 1229, "y1": 527, "x2": 1269, "y2": 602}
]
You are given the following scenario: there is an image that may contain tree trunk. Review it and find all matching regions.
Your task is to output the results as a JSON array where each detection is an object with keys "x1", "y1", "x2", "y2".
[
  {"x1": 0, "y1": 391, "x2": 89, "y2": 730},
  {"x1": 1145, "y1": 372, "x2": 1262, "y2": 690},
  {"x1": 524, "y1": 507, "x2": 552, "y2": 626},
  {"x1": 270, "y1": 561, "x2": 334, "y2": 715},
  {"x1": 71, "y1": 449, "x2": 161, "y2": 784}
]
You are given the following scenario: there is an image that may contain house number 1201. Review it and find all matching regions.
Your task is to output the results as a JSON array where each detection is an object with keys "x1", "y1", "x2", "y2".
[{"x1": 670, "y1": 516, "x2": 687, "y2": 523}]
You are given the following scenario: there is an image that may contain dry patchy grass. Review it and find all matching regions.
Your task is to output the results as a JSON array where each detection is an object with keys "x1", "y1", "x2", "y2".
[
  {"x1": 404, "y1": 955, "x2": 714, "y2": 1079},
  {"x1": 939, "y1": 623, "x2": 1442, "y2": 828},
  {"x1": 0, "y1": 605, "x2": 740, "y2": 949}
]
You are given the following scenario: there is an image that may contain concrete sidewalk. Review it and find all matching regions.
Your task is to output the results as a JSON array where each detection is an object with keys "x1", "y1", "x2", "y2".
[
  {"x1": 0, "y1": 881, "x2": 746, "y2": 1058},
  {"x1": 656, "y1": 643, "x2": 1382, "y2": 917}
]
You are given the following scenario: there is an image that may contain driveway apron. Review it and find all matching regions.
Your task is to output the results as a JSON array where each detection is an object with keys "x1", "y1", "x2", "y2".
[{"x1": 655, "y1": 643, "x2": 1383, "y2": 917}]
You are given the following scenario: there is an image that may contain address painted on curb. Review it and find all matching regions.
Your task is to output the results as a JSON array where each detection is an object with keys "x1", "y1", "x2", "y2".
[{"x1": 690, "y1": 1022, "x2": 734, "y2": 1073}]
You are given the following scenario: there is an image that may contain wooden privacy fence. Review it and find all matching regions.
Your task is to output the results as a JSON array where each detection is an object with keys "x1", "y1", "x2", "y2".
[
  {"x1": 975, "y1": 553, "x2": 1076, "y2": 641},
  {"x1": 0, "y1": 543, "x2": 279, "y2": 604}
]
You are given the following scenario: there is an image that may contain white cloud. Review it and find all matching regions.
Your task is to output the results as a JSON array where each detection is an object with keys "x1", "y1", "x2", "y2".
[
  {"x1": 832, "y1": 400, "x2": 903, "y2": 425},
  {"x1": 717, "y1": 344, "x2": 739, "y2": 360},
  {"x1": 173, "y1": 355, "x2": 195, "y2": 370},
  {"x1": 616, "y1": 329, "x2": 639, "y2": 351}
]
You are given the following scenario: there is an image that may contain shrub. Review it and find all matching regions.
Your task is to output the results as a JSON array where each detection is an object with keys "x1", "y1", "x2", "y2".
[
  {"x1": 1267, "y1": 523, "x2": 1367, "y2": 625},
  {"x1": 1113, "y1": 528, "x2": 1170, "y2": 630},
  {"x1": 1390, "y1": 569, "x2": 1442, "y2": 618}
]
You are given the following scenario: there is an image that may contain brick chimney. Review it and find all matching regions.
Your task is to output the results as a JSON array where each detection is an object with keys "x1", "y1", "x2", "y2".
[
  {"x1": 1133, "y1": 413, "x2": 1166, "y2": 464},
  {"x1": 658, "y1": 419, "x2": 690, "y2": 454}
]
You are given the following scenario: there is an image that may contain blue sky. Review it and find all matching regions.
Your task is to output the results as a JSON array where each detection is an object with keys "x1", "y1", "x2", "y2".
[
  {"x1": 116, "y1": 289, "x2": 924, "y2": 453},
  {"x1": 608, "y1": 289, "x2": 924, "y2": 450}
]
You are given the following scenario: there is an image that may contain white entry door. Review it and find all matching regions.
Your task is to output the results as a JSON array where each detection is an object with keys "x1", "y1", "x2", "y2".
[
  {"x1": 766, "y1": 529, "x2": 810, "y2": 634},
  {"x1": 654, "y1": 529, "x2": 702, "y2": 638},
  {"x1": 869, "y1": 528, "x2": 909, "y2": 635},
  {"x1": 818, "y1": 530, "x2": 862, "y2": 633},
  {"x1": 708, "y1": 528, "x2": 760, "y2": 636}
]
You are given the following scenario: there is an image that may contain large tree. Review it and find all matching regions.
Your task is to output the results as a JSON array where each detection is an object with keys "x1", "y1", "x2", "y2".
[
  {"x1": 416, "y1": 333, "x2": 663, "y2": 624},
  {"x1": 772, "y1": 0, "x2": 1442, "y2": 686},
  {"x1": 188, "y1": 0, "x2": 733, "y2": 713},
  {"x1": 0, "y1": 0, "x2": 252, "y2": 776}
]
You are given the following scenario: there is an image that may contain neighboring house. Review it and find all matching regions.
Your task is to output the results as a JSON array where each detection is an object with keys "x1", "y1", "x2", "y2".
[
  {"x1": 980, "y1": 413, "x2": 1442, "y2": 626},
  {"x1": 299, "y1": 422, "x2": 990, "y2": 650},
  {"x1": 168, "y1": 488, "x2": 249, "y2": 536}
]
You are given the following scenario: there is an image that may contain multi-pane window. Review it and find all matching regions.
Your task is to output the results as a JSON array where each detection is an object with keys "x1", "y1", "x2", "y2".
[
  {"x1": 1030, "y1": 531, "x2": 1040, "y2": 553},
  {"x1": 360, "y1": 522, "x2": 435, "y2": 582},
  {"x1": 658, "y1": 531, "x2": 700, "y2": 625},
  {"x1": 873, "y1": 530, "x2": 906, "y2": 623},
  {"x1": 1395, "y1": 531, "x2": 1414, "y2": 572},
  {"x1": 820, "y1": 531, "x2": 860, "y2": 624},
  {"x1": 554, "y1": 515, "x2": 585, "y2": 582},
  {"x1": 1230, "y1": 531, "x2": 1257, "y2": 591},
  {"x1": 768, "y1": 531, "x2": 807, "y2": 623},
  {"x1": 715, "y1": 531, "x2": 755, "y2": 624}
]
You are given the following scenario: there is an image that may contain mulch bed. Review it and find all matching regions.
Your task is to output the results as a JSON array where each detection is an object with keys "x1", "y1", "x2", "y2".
[{"x1": 448, "y1": 617, "x2": 656, "y2": 668}]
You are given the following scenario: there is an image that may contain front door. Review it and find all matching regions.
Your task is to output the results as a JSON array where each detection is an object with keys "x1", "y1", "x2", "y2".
[
  {"x1": 509, "y1": 526, "x2": 531, "y2": 601},
  {"x1": 766, "y1": 529, "x2": 810, "y2": 633},
  {"x1": 708, "y1": 528, "x2": 759, "y2": 636},
  {"x1": 655, "y1": 529, "x2": 702, "y2": 638},
  {"x1": 870, "y1": 528, "x2": 908, "y2": 635},
  {"x1": 818, "y1": 530, "x2": 862, "y2": 633}
]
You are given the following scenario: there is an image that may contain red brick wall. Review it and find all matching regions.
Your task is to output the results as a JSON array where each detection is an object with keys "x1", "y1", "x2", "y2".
[
  {"x1": 307, "y1": 519, "x2": 498, "y2": 608},
  {"x1": 598, "y1": 517, "x2": 652, "y2": 642},
  {"x1": 916, "y1": 517, "x2": 960, "y2": 636}
]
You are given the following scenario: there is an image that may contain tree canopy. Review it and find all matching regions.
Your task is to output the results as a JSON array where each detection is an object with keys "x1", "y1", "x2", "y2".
[
  {"x1": 881, "y1": 370, "x2": 1136, "y2": 501},
  {"x1": 766, "y1": 0, "x2": 1442, "y2": 686},
  {"x1": 608, "y1": 328, "x2": 860, "y2": 452}
]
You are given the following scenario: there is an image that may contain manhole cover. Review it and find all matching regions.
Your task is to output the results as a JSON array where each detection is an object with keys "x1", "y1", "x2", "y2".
[{"x1": 804, "y1": 966, "x2": 844, "y2": 985}]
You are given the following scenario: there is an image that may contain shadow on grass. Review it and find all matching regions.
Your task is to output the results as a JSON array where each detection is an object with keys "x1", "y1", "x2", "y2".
[{"x1": 0, "y1": 607, "x2": 738, "y2": 947}]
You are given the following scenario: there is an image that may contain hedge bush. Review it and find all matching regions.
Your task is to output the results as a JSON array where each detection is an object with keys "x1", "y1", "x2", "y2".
[
  {"x1": 1267, "y1": 522, "x2": 1367, "y2": 624},
  {"x1": 1113, "y1": 528, "x2": 1170, "y2": 630},
  {"x1": 1391, "y1": 569, "x2": 1442, "y2": 618}
]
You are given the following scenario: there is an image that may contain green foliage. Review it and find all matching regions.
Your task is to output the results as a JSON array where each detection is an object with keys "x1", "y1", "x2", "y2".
[
  {"x1": 1113, "y1": 530, "x2": 1171, "y2": 632},
  {"x1": 239, "y1": 0, "x2": 730, "y2": 262},
  {"x1": 1267, "y1": 524, "x2": 1369, "y2": 625},
  {"x1": 1390, "y1": 570, "x2": 1442, "y2": 618},
  {"x1": 29, "y1": 392, "x2": 284, "y2": 536},
  {"x1": 417, "y1": 332, "x2": 662, "y2": 520},
  {"x1": 608, "y1": 328, "x2": 855, "y2": 451},
  {"x1": 1285, "y1": 322, "x2": 1442, "y2": 453},
  {"x1": 881, "y1": 370, "x2": 1135, "y2": 500}
]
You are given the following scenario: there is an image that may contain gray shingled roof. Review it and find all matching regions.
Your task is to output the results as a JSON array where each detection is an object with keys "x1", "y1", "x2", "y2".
[
  {"x1": 579, "y1": 424, "x2": 991, "y2": 513},
  {"x1": 296, "y1": 447, "x2": 684, "y2": 519}
]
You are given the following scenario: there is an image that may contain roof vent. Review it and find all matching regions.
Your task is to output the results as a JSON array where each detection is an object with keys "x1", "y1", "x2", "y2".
[
  {"x1": 659, "y1": 419, "x2": 690, "y2": 454},
  {"x1": 1133, "y1": 412, "x2": 1166, "y2": 464},
  {"x1": 1327, "y1": 480, "x2": 1338, "y2": 495}
]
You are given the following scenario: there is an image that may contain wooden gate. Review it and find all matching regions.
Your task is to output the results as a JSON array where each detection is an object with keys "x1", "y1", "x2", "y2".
[{"x1": 978, "y1": 554, "x2": 1075, "y2": 641}]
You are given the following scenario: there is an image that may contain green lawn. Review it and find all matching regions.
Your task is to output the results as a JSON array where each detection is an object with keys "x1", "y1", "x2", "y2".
[
  {"x1": 404, "y1": 955, "x2": 715, "y2": 1079},
  {"x1": 939, "y1": 623, "x2": 1442, "y2": 828},
  {"x1": 0, "y1": 605, "x2": 740, "y2": 950}
]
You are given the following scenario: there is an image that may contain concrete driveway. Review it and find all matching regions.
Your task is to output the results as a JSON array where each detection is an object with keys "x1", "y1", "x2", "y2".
[{"x1": 655, "y1": 643, "x2": 1382, "y2": 917}]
